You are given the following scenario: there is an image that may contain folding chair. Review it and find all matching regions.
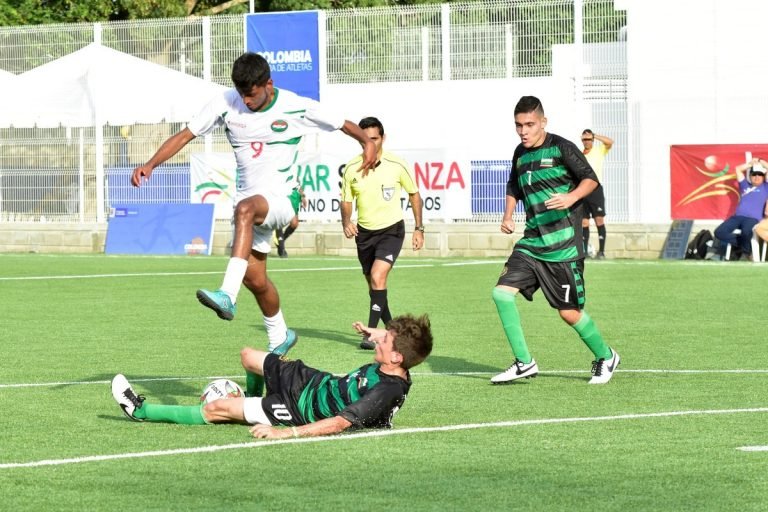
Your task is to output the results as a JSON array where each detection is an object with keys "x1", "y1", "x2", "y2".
[{"x1": 727, "y1": 228, "x2": 764, "y2": 262}]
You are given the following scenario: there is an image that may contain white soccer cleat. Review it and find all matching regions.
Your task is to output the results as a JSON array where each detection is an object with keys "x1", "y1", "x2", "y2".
[
  {"x1": 491, "y1": 358, "x2": 539, "y2": 383},
  {"x1": 588, "y1": 350, "x2": 620, "y2": 384},
  {"x1": 111, "y1": 374, "x2": 145, "y2": 421}
]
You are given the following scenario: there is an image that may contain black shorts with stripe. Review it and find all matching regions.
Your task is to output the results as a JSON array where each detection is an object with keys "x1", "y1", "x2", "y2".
[
  {"x1": 582, "y1": 184, "x2": 607, "y2": 219},
  {"x1": 261, "y1": 353, "x2": 322, "y2": 426},
  {"x1": 355, "y1": 220, "x2": 405, "y2": 275},
  {"x1": 496, "y1": 251, "x2": 586, "y2": 310}
]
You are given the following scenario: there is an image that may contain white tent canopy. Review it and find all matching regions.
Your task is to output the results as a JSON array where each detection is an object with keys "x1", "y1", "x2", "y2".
[
  {"x1": 0, "y1": 68, "x2": 15, "y2": 83},
  {"x1": 0, "y1": 43, "x2": 225, "y2": 128},
  {"x1": 0, "y1": 43, "x2": 227, "y2": 222}
]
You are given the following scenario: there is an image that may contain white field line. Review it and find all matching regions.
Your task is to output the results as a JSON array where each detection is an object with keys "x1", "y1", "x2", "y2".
[
  {"x1": 0, "y1": 260, "x2": 499, "y2": 281},
  {"x1": 1, "y1": 407, "x2": 766, "y2": 469},
  {"x1": 738, "y1": 446, "x2": 768, "y2": 452},
  {"x1": 3, "y1": 368, "x2": 768, "y2": 389},
  {"x1": 1, "y1": 253, "x2": 765, "y2": 270},
  {"x1": 0, "y1": 254, "x2": 455, "y2": 263}
]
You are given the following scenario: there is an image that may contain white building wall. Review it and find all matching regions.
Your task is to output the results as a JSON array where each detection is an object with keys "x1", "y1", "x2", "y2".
[
  {"x1": 623, "y1": 0, "x2": 768, "y2": 222},
  {"x1": 315, "y1": 77, "x2": 583, "y2": 162},
  {"x1": 311, "y1": 0, "x2": 768, "y2": 224}
]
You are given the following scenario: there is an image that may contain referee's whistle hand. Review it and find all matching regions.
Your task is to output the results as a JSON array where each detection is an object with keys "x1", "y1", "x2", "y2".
[
  {"x1": 412, "y1": 233, "x2": 424, "y2": 250},
  {"x1": 343, "y1": 223, "x2": 358, "y2": 238}
]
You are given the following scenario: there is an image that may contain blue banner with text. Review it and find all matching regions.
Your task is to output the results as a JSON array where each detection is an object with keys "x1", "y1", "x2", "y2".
[
  {"x1": 105, "y1": 204, "x2": 215, "y2": 255},
  {"x1": 245, "y1": 11, "x2": 320, "y2": 100}
]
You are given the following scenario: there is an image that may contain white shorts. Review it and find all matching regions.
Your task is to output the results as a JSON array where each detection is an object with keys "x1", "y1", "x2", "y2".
[
  {"x1": 233, "y1": 191, "x2": 296, "y2": 254},
  {"x1": 242, "y1": 397, "x2": 274, "y2": 425}
]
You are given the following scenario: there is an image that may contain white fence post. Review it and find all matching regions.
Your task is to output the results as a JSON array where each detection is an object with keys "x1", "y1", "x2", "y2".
[
  {"x1": 203, "y1": 16, "x2": 213, "y2": 154},
  {"x1": 79, "y1": 128, "x2": 85, "y2": 223},
  {"x1": 573, "y1": 0, "x2": 584, "y2": 101},
  {"x1": 421, "y1": 26, "x2": 430, "y2": 81},
  {"x1": 505, "y1": 24, "x2": 514, "y2": 79},
  {"x1": 441, "y1": 3, "x2": 450, "y2": 81}
]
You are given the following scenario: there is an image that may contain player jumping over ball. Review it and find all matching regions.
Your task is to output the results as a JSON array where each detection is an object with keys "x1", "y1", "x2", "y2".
[{"x1": 130, "y1": 52, "x2": 377, "y2": 356}]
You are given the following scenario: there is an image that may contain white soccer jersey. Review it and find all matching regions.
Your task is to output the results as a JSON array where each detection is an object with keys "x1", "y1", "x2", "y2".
[{"x1": 187, "y1": 87, "x2": 345, "y2": 201}]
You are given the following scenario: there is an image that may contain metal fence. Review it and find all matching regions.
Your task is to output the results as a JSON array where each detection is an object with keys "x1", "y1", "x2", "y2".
[{"x1": 0, "y1": 0, "x2": 628, "y2": 223}]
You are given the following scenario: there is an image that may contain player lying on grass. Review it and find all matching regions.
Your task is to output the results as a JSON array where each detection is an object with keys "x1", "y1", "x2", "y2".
[{"x1": 112, "y1": 314, "x2": 432, "y2": 439}]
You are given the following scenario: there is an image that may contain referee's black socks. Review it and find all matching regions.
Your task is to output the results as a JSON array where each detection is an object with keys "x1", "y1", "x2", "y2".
[{"x1": 368, "y1": 289, "x2": 390, "y2": 328}]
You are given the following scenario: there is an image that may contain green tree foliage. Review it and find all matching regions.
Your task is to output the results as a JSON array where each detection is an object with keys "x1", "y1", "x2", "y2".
[
  {"x1": 0, "y1": 0, "x2": 424, "y2": 26},
  {"x1": 0, "y1": 0, "x2": 251, "y2": 25},
  {"x1": 0, "y1": 0, "x2": 431, "y2": 25},
  {"x1": 2, "y1": 0, "x2": 116, "y2": 24}
]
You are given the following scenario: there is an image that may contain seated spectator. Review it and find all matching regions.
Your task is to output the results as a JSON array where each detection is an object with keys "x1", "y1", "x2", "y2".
[{"x1": 714, "y1": 158, "x2": 768, "y2": 260}]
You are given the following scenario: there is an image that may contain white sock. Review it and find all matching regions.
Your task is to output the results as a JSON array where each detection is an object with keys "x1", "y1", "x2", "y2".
[
  {"x1": 263, "y1": 310, "x2": 288, "y2": 351},
  {"x1": 220, "y1": 258, "x2": 248, "y2": 301}
]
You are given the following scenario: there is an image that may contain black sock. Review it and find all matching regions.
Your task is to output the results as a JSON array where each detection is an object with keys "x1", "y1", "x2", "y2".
[
  {"x1": 597, "y1": 225, "x2": 607, "y2": 252},
  {"x1": 583, "y1": 227, "x2": 590, "y2": 251},
  {"x1": 283, "y1": 225, "x2": 296, "y2": 240},
  {"x1": 368, "y1": 289, "x2": 387, "y2": 328},
  {"x1": 380, "y1": 291, "x2": 392, "y2": 326}
]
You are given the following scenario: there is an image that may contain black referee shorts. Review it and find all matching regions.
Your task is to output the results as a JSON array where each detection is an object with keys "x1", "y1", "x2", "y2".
[
  {"x1": 582, "y1": 184, "x2": 607, "y2": 219},
  {"x1": 355, "y1": 220, "x2": 405, "y2": 275}
]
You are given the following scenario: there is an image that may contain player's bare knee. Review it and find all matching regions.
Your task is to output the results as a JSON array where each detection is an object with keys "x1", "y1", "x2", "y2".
[
  {"x1": 203, "y1": 398, "x2": 242, "y2": 423},
  {"x1": 558, "y1": 309, "x2": 581, "y2": 325},
  {"x1": 241, "y1": 346, "x2": 257, "y2": 368},
  {"x1": 369, "y1": 270, "x2": 389, "y2": 289},
  {"x1": 370, "y1": 278, "x2": 387, "y2": 289},
  {"x1": 202, "y1": 400, "x2": 226, "y2": 421},
  {"x1": 241, "y1": 347, "x2": 266, "y2": 372},
  {"x1": 242, "y1": 274, "x2": 268, "y2": 294},
  {"x1": 234, "y1": 200, "x2": 256, "y2": 222}
]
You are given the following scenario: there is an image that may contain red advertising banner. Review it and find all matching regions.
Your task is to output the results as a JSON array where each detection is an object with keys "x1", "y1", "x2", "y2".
[{"x1": 670, "y1": 144, "x2": 768, "y2": 220}]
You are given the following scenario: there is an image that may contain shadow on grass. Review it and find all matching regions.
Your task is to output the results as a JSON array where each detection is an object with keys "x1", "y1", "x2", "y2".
[
  {"x1": 245, "y1": 324, "x2": 360, "y2": 348},
  {"x1": 289, "y1": 327, "x2": 366, "y2": 348},
  {"x1": 420, "y1": 356, "x2": 588, "y2": 383},
  {"x1": 53, "y1": 374, "x2": 205, "y2": 405}
]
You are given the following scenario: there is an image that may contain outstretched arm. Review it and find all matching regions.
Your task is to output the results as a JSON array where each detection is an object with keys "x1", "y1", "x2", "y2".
[
  {"x1": 131, "y1": 128, "x2": 196, "y2": 187},
  {"x1": 341, "y1": 120, "x2": 377, "y2": 176},
  {"x1": 352, "y1": 321, "x2": 388, "y2": 342},
  {"x1": 249, "y1": 415, "x2": 353, "y2": 439}
]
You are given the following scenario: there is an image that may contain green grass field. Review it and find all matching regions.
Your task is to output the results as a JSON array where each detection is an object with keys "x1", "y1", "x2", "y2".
[{"x1": 1, "y1": 253, "x2": 767, "y2": 511}]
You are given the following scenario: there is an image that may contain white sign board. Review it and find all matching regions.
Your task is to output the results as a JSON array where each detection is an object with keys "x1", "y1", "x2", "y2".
[{"x1": 190, "y1": 149, "x2": 472, "y2": 221}]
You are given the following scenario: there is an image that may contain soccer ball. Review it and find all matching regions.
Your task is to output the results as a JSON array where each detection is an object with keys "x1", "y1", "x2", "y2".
[{"x1": 200, "y1": 379, "x2": 244, "y2": 404}]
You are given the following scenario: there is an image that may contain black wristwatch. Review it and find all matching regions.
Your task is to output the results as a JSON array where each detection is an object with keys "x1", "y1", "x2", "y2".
[{"x1": 414, "y1": 225, "x2": 425, "y2": 232}]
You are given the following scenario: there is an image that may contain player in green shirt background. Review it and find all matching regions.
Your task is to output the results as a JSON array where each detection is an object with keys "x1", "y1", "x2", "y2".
[{"x1": 491, "y1": 96, "x2": 620, "y2": 385}]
